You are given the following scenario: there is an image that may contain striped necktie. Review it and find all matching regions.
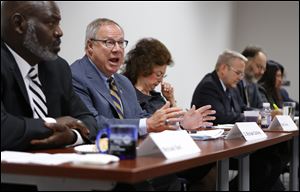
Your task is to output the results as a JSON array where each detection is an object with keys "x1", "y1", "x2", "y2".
[
  {"x1": 107, "y1": 77, "x2": 124, "y2": 119},
  {"x1": 27, "y1": 67, "x2": 48, "y2": 119}
]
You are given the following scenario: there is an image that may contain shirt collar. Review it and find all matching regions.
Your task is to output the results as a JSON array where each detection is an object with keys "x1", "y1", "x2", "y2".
[
  {"x1": 5, "y1": 44, "x2": 37, "y2": 78},
  {"x1": 88, "y1": 57, "x2": 114, "y2": 83},
  {"x1": 219, "y1": 78, "x2": 227, "y2": 92}
]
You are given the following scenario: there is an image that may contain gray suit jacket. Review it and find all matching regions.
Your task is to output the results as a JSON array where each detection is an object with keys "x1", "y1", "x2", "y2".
[
  {"x1": 237, "y1": 80, "x2": 263, "y2": 109},
  {"x1": 71, "y1": 55, "x2": 148, "y2": 135}
]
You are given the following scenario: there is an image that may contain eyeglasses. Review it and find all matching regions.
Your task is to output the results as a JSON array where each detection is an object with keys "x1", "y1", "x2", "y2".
[
  {"x1": 229, "y1": 66, "x2": 244, "y2": 77},
  {"x1": 90, "y1": 39, "x2": 129, "y2": 49},
  {"x1": 153, "y1": 71, "x2": 167, "y2": 79}
]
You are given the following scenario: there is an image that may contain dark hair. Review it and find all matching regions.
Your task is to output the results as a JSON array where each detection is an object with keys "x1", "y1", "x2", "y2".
[
  {"x1": 258, "y1": 60, "x2": 283, "y2": 106},
  {"x1": 241, "y1": 45, "x2": 264, "y2": 58},
  {"x1": 123, "y1": 38, "x2": 173, "y2": 85}
]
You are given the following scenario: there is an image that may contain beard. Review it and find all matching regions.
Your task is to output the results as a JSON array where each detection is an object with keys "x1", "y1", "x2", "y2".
[
  {"x1": 23, "y1": 20, "x2": 58, "y2": 61},
  {"x1": 245, "y1": 71, "x2": 259, "y2": 84}
]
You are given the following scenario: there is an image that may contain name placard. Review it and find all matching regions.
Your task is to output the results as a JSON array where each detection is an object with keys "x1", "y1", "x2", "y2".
[
  {"x1": 225, "y1": 122, "x2": 267, "y2": 141},
  {"x1": 137, "y1": 130, "x2": 200, "y2": 159},
  {"x1": 268, "y1": 115, "x2": 298, "y2": 131}
]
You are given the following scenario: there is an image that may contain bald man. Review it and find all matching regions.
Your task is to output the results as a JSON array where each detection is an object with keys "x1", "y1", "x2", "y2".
[{"x1": 1, "y1": 1, "x2": 97, "y2": 151}]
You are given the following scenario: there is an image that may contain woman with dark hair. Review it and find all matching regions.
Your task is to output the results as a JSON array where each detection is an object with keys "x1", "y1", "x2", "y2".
[
  {"x1": 258, "y1": 60, "x2": 295, "y2": 190},
  {"x1": 123, "y1": 38, "x2": 216, "y2": 191},
  {"x1": 259, "y1": 60, "x2": 299, "y2": 115},
  {"x1": 258, "y1": 60, "x2": 284, "y2": 108},
  {"x1": 123, "y1": 38, "x2": 176, "y2": 114}
]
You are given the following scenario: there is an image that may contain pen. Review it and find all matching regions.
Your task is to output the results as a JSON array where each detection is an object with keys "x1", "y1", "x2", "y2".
[{"x1": 272, "y1": 103, "x2": 279, "y2": 110}]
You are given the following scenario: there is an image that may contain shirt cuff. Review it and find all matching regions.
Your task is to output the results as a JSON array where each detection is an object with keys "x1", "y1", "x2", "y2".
[
  {"x1": 69, "y1": 129, "x2": 84, "y2": 146},
  {"x1": 139, "y1": 118, "x2": 148, "y2": 136}
]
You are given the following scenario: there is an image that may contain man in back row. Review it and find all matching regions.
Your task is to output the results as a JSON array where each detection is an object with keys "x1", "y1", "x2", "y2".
[{"x1": 191, "y1": 50, "x2": 284, "y2": 190}]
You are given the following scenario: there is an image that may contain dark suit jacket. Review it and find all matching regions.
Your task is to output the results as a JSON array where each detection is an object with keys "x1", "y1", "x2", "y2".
[
  {"x1": 70, "y1": 56, "x2": 148, "y2": 135},
  {"x1": 1, "y1": 41, "x2": 97, "y2": 151},
  {"x1": 191, "y1": 71, "x2": 245, "y2": 124},
  {"x1": 237, "y1": 80, "x2": 263, "y2": 109}
]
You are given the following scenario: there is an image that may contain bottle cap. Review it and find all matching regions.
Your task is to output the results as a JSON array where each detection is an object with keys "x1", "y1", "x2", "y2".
[{"x1": 263, "y1": 102, "x2": 270, "y2": 107}]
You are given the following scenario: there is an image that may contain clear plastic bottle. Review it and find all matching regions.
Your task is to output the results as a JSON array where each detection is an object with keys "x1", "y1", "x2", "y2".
[{"x1": 260, "y1": 102, "x2": 271, "y2": 128}]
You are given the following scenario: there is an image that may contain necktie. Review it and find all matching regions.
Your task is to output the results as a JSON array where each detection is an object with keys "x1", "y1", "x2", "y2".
[
  {"x1": 107, "y1": 77, "x2": 124, "y2": 119},
  {"x1": 226, "y1": 89, "x2": 235, "y2": 112},
  {"x1": 27, "y1": 67, "x2": 48, "y2": 119}
]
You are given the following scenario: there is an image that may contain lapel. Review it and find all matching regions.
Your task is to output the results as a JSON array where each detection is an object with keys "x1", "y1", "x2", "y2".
[
  {"x1": 3, "y1": 42, "x2": 31, "y2": 106},
  {"x1": 84, "y1": 57, "x2": 121, "y2": 116},
  {"x1": 212, "y1": 71, "x2": 232, "y2": 111}
]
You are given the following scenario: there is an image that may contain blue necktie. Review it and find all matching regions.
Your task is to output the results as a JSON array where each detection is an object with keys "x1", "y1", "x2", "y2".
[{"x1": 226, "y1": 89, "x2": 235, "y2": 112}]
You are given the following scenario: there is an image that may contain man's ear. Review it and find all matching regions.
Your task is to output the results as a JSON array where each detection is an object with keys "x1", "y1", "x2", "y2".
[
  {"x1": 86, "y1": 40, "x2": 94, "y2": 56},
  {"x1": 11, "y1": 13, "x2": 27, "y2": 34}
]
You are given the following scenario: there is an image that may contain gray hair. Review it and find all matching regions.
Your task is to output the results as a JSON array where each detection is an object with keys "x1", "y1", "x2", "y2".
[
  {"x1": 215, "y1": 49, "x2": 248, "y2": 70},
  {"x1": 85, "y1": 18, "x2": 123, "y2": 49}
]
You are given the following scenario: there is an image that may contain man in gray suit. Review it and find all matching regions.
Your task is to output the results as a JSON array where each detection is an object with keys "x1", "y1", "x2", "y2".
[
  {"x1": 71, "y1": 18, "x2": 215, "y2": 191},
  {"x1": 70, "y1": 18, "x2": 215, "y2": 136},
  {"x1": 237, "y1": 45, "x2": 266, "y2": 109}
]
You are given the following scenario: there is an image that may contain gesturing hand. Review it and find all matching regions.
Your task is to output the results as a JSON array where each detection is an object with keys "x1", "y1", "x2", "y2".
[
  {"x1": 146, "y1": 101, "x2": 184, "y2": 133},
  {"x1": 180, "y1": 105, "x2": 216, "y2": 130}
]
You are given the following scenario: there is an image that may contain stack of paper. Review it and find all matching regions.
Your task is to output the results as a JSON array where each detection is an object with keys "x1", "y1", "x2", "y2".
[
  {"x1": 213, "y1": 124, "x2": 234, "y2": 129},
  {"x1": 189, "y1": 129, "x2": 224, "y2": 140},
  {"x1": 1, "y1": 151, "x2": 119, "y2": 165}
]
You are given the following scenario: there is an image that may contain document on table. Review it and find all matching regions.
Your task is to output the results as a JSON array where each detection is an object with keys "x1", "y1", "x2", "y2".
[
  {"x1": 213, "y1": 124, "x2": 235, "y2": 129},
  {"x1": 1, "y1": 151, "x2": 119, "y2": 165},
  {"x1": 189, "y1": 129, "x2": 224, "y2": 140}
]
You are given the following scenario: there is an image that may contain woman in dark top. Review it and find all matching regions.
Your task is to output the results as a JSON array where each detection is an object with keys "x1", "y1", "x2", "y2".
[
  {"x1": 259, "y1": 60, "x2": 299, "y2": 115},
  {"x1": 123, "y1": 38, "x2": 176, "y2": 113},
  {"x1": 123, "y1": 37, "x2": 216, "y2": 191}
]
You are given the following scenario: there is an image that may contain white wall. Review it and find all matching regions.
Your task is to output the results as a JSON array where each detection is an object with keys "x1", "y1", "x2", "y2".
[
  {"x1": 234, "y1": 1, "x2": 299, "y2": 101},
  {"x1": 57, "y1": 1, "x2": 235, "y2": 109},
  {"x1": 56, "y1": 1, "x2": 299, "y2": 109}
]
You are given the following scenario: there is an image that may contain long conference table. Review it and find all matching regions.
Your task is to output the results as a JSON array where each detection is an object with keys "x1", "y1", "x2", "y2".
[{"x1": 1, "y1": 131, "x2": 298, "y2": 191}]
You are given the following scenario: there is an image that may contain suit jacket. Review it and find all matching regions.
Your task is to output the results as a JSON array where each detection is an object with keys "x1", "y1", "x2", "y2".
[
  {"x1": 237, "y1": 80, "x2": 263, "y2": 109},
  {"x1": 70, "y1": 55, "x2": 148, "y2": 135},
  {"x1": 1, "y1": 41, "x2": 97, "y2": 151},
  {"x1": 191, "y1": 71, "x2": 245, "y2": 124}
]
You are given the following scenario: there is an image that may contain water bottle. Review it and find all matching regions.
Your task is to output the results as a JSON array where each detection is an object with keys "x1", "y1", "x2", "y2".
[{"x1": 260, "y1": 102, "x2": 271, "y2": 128}]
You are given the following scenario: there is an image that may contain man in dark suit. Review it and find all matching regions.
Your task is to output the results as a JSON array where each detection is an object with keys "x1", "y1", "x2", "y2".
[
  {"x1": 1, "y1": 1, "x2": 97, "y2": 152},
  {"x1": 191, "y1": 50, "x2": 283, "y2": 191},
  {"x1": 191, "y1": 50, "x2": 247, "y2": 124},
  {"x1": 237, "y1": 45, "x2": 267, "y2": 109}
]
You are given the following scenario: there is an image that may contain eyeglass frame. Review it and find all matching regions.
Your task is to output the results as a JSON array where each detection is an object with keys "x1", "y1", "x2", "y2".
[
  {"x1": 90, "y1": 38, "x2": 129, "y2": 49},
  {"x1": 229, "y1": 65, "x2": 244, "y2": 77},
  {"x1": 153, "y1": 71, "x2": 167, "y2": 79}
]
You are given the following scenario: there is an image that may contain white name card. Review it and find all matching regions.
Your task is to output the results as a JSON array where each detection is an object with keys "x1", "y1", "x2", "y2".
[
  {"x1": 225, "y1": 122, "x2": 267, "y2": 141},
  {"x1": 137, "y1": 130, "x2": 200, "y2": 159},
  {"x1": 268, "y1": 115, "x2": 298, "y2": 131}
]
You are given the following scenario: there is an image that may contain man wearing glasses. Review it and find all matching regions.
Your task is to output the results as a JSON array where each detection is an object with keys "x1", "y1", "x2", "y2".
[
  {"x1": 191, "y1": 49, "x2": 247, "y2": 124},
  {"x1": 70, "y1": 18, "x2": 215, "y2": 190},
  {"x1": 236, "y1": 45, "x2": 267, "y2": 109},
  {"x1": 191, "y1": 50, "x2": 284, "y2": 190}
]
